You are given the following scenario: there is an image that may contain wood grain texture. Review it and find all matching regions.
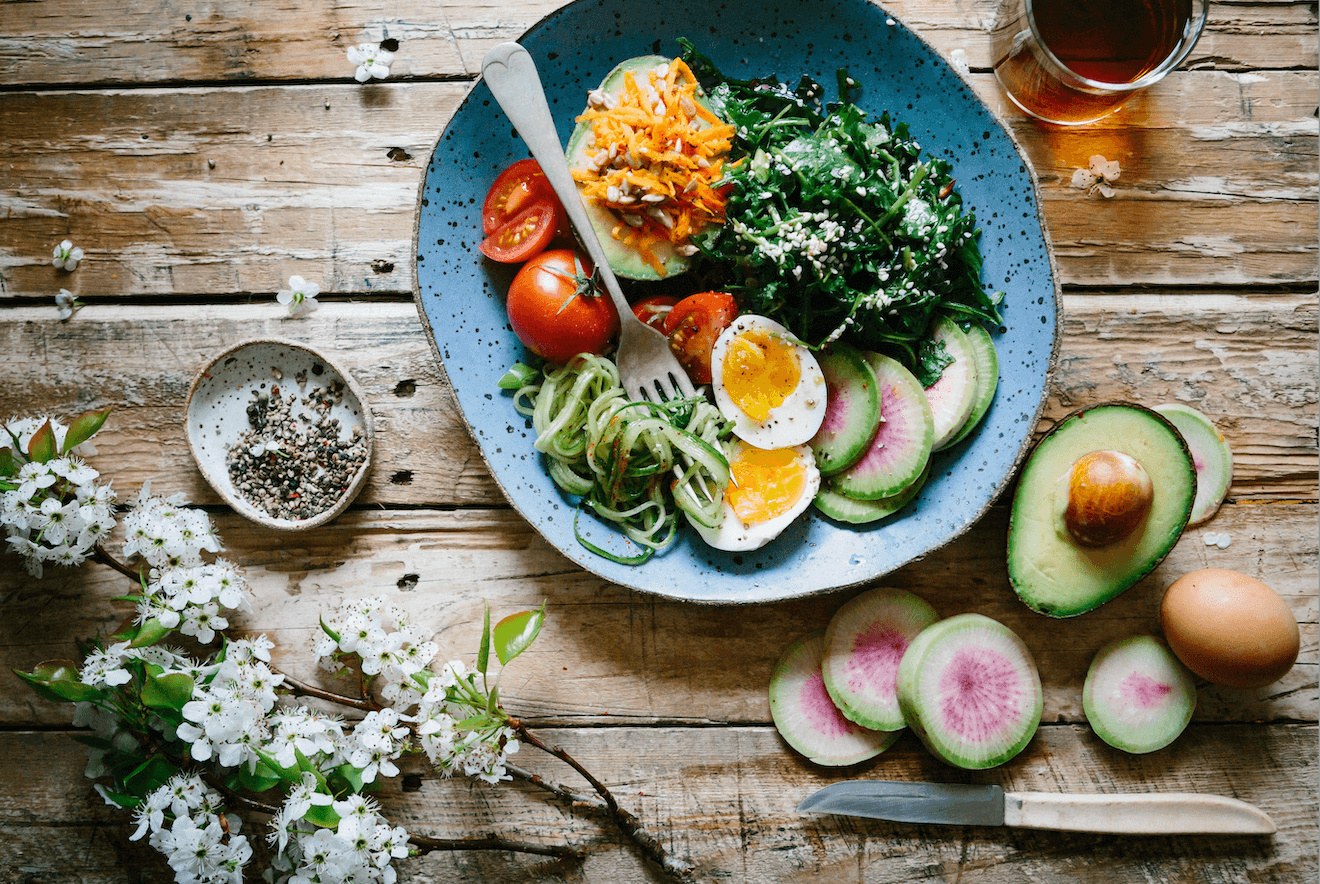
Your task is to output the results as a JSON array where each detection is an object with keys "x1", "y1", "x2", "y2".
[
  {"x1": 1, "y1": 724, "x2": 1314, "y2": 883},
  {"x1": 0, "y1": 295, "x2": 1312, "y2": 506},
  {"x1": 0, "y1": 0, "x2": 1313, "y2": 86},
  {"x1": 3, "y1": 499, "x2": 1315, "y2": 727},
  {"x1": 0, "y1": 73, "x2": 1315, "y2": 298}
]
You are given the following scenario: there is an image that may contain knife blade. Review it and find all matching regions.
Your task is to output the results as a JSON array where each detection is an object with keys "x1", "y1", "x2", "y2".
[{"x1": 797, "y1": 781, "x2": 1276, "y2": 835}]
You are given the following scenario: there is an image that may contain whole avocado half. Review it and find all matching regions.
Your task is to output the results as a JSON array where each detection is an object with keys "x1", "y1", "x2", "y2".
[
  {"x1": 1007, "y1": 401, "x2": 1196, "y2": 618},
  {"x1": 564, "y1": 56, "x2": 719, "y2": 281}
]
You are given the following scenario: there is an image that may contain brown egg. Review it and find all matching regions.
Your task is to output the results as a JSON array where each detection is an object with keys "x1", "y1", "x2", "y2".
[{"x1": 1160, "y1": 569, "x2": 1300, "y2": 690}]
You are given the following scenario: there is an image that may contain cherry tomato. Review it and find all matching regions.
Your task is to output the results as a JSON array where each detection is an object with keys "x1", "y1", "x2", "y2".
[
  {"x1": 506, "y1": 250, "x2": 620, "y2": 364},
  {"x1": 631, "y1": 295, "x2": 679, "y2": 331},
  {"x1": 479, "y1": 203, "x2": 560, "y2": 264},
  {"x1": 663, "y1": 291, "x2": 739, "y2": 385},
  {"x1": 482, "y1": 159, "x2": 552, "y2": 235}
]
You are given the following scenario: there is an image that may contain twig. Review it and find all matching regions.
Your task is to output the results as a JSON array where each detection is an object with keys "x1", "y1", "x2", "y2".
[
  {"x1": 509, "y1": 719, "x2": 696, "y2": 882},
  {"x1": 507, "y1": 762, "x2": 606, "y2": 810},
  {"x1": 92, "y1": 543, "x2": 141, "y2": 581},
  {"x1": 275, "y1": 669, "x2": 381, "y2": 712},
  {"x1": 410, "y1": 831, "x2": 586, "y2": 860}
]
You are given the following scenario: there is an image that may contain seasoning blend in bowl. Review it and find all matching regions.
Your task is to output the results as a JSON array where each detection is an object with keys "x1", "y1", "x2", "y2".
[{"x1": 186, "y1": 339, "x2": 374, "y2": 531}]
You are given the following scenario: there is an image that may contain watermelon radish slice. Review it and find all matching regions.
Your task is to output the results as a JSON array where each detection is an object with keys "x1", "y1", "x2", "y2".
[
  {"x1": 923, "y1": 317, "x2": 979, "y2": 451},
  {"x1": 1083, "y1": 635, "x2": 1197, "y2": 754},
  {"x1": 809, "y1": 343, "x2": 882, "y2": 476},
  {"x1": 832, "y1": 352, "x2": 933, "y2": 500},
  {"x1": 814, "y1": 462, "x2": 930, "y2": 524},
  {"x1": 1154, "y1": 403, "x2": 1233, "y2": 526},
  {"x1": 823, "y1": 588, "x2": 940, "y2": 731},
  {"x1": 896, "y1": 614, "x2": 1042, "y2": 770},
  {"x1": 943, "y1": 324, "x2": 999, "y2": 449},
  {"x1": 769, "y1": 630, "x2": 901, "y2": 766}
]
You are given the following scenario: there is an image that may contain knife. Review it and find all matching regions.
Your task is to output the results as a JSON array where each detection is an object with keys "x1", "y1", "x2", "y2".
[{"x1": 797, "y1": 780, "x2": 1276, "y2": 835}]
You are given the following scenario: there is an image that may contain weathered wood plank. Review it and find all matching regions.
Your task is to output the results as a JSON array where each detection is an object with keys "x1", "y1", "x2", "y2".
[
  {"x1": 0, "y1": 0, "x2": 1313, "y2": 86},
  {"x1": 0, "y1": 295, "x2": 1311, "y2": 507},
  {"x1": 0, "y1": 73, "x2": 1315, "y2": 298},
  {"x1": 1, "y1": 724, "x2": 1314, "y2": 883},
  {"x1": 3, "y1": 499, "x2": 1315, "y2": 726}
]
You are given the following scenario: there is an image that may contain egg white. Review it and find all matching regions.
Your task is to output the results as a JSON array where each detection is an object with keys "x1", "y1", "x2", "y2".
[
  {"x1": 709, "y1": 314, "x2": 827, "y2": 449},
  {"x1": 688, "y1": 441, "x2": 821, "y2": 551}
]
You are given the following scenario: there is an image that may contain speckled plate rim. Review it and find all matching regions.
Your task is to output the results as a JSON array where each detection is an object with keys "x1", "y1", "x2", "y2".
[
  {"x1": 184, "y1": 337, "x2": 376, "y2": 532},
  {"x1": 410, "y1": 0, "x2": 1062, "y2": 604}
]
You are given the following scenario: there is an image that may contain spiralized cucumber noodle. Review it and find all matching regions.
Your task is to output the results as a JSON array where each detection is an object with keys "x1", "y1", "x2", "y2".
[{"x1": 507, "y1": 354, "x2": 732, "y2": 564}]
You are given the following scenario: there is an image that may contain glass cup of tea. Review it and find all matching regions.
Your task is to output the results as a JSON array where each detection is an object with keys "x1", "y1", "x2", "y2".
[{"x1": 991, "y1": 0, "x2": 1209, "y2": 125}]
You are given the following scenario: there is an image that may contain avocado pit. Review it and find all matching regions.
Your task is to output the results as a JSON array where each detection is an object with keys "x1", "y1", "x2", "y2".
[{"x1": 1062, "y1": 449, "x2": 1153, "y2": 547}]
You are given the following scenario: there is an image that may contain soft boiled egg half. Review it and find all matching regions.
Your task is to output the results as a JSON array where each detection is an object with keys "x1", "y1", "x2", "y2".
[
  {"x1": 689, "y1": 440, "x2": 821, "y2": 551},
  {"x1": 710, "y1": 314, "x2": 827, "y2": 449}
]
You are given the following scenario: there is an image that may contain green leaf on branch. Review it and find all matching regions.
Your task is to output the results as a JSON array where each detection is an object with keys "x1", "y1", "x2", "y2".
[
  {"x1": 486, "y1": 684, "x2": 500, "y2": 715},
  {"x1": 15, "y1": 664, "x2": 105, "y2": 703},
  {"x1": 493, "y1": 602, "x2": 545, "y2": 666},
  {"x1": 124, "y1": 755, "x2": 180, "y2": 795},
  {"x1": 128, "y1": 617, "x2": 173, "y2": 649},
  {"x1": 0, "y1": 447, "x2": 15, "y2": 478},
  {"x1": 61, "y1": 407, "x2": 112, "y2": 454},
  {"x1": 140, "y1": 672, "x2": 195, "y2": 711},
  {"x1": 303, "y1": 802, "x2": 342, "y2": 830},
  {"x1": 319, "y1": 615, "x2": 341, "y2": 643},
  {"x1": 477, "y1": 603, "x2": 491, "y2": 676},
  {"x1": 237, "y1": 762, "x2": 283, "y2": 794},
  {"x1": 96, "y1": 787, "x2": 141, "y2": 809},
  {"x1": 334, "y1": 762, "x2": 367, "y2": 795},
  {"x1": 27, "y1": 420, "x2": 56, "y2": 464},
  {"x1": 254, "y1": 749, "x2": 303, "y2": 786}
]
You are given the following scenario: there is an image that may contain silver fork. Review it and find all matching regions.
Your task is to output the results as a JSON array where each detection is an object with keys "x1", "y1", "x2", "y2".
[{"x1": 481, "y1": 42, "x2": 697, "y2": 404}]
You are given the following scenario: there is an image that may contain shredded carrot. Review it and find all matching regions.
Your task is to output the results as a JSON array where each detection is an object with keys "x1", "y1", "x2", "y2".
[{"x1": 570, "y1": 57, "x2": 733, "y2": 276}]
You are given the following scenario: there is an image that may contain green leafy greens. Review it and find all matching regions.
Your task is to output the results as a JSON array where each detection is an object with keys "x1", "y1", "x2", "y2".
[{"x1": 679, "y1": 40, "x2": 1004, "y2": 385}]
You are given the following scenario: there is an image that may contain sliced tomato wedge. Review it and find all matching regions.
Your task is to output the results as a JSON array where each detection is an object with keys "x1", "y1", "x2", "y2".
[
  {"x1": 631, "y1": 294, "x2": 680, "y2": 331},
  {"x1": 482, "y1": 159, "x2": 553, "y2": 235},
  {"x1": 479, "y1": 203, "x2": 560, "y2": 263},
  {"x1": 664, "y1": 291, "x2": 739, "y2": 385}
]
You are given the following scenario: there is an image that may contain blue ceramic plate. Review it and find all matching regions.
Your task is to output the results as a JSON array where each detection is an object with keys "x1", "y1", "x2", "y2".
[{"x1": 414, "y1": 0, "x2": 1060, "y2": 604}]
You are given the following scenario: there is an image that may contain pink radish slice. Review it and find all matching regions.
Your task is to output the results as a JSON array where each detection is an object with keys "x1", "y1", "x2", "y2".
[
  {"x1": 810, "y1": 343, "x2": 882, "y2": 476},
  {"x1": 823, "y1": 587, "x2": 939, "y2": 731},
  {"x1": 923, "y1": 317, "x2": 979, "y2": 451},
  {"x1": 832, "y1": 352, "x2": 934, "y2": 500},
  {"x1": 1154, "y1": 403, "x2": 1233, "y2": 526},
  {"x1": 1083, "y1": 635, "x2": 1196, "y2": 754},
  {"x1": 896, "y1": 613, "x2": 1042, "y2": 770},
  {"x1": 769, "y1": 630, "x2": 901, "y2": 766}
]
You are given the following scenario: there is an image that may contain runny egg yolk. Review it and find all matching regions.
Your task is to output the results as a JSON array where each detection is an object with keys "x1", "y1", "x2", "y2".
[
  {"x1": 726, "y1": 446, "x2": 808, "y2": 525},
  {"x1": 722, "y1": 328, "x2": 800, "y2": 422}
]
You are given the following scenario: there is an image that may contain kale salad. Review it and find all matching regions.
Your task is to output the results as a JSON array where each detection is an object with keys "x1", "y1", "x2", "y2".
[{"x1": 679, "y1": 40, "x2": 1005, "y2": 386}]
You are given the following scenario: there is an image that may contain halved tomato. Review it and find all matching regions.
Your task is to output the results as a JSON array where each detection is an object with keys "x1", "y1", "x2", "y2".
[
  {"x1": 631, "y1": 294, "x2": 679, "y2": 331},
  {"x1": 482, "y1": 159, "x2": 552, "y2": 235},
  {"x1": 479, "y1": 203, "x2": 560, "y2": 264},
  {"x1": 663, "y1": 291, "x2": 739, "y2": 385}
]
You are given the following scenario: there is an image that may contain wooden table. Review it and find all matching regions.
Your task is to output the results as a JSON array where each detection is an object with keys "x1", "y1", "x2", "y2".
[{"x1": 1, "y1": 1, "x2": 1316, "y2": 882}]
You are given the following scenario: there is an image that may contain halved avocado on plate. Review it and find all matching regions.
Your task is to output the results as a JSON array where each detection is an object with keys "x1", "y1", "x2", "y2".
[
  {"x1": 564, "y1": 55, "x2": 719, "y2": 281},
  {"x1": 1007, "y1": 402, "x2": 1195, "y2": 618}
]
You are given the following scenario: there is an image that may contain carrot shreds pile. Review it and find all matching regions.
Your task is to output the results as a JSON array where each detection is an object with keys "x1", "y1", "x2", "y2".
[{"x1": 570, "y1": 57, "x2": 734, "y2": 276}]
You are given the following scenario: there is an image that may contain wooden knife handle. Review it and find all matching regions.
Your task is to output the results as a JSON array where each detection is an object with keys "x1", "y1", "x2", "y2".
[{"x1": 1003, "y1": 791, "x2": 1276, "y2": 835}]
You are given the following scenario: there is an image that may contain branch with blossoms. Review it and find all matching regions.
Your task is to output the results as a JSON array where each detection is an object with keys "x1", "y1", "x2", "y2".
[{"x1": 8, "y1": 410, "x2": 698, "y2": 884}]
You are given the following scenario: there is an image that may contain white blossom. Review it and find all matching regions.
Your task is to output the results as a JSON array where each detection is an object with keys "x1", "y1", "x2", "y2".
[
  {"x1": 1071, "y1": 154, "x2": 1122, "y2": 198},
  {"x1": 56, "y1": 288, "x2": 80, "y2": 321},
  {"x1": 346, "y1": 43, "x2": 394, "y2": 82},
  {"x1": 276, "y1": 275, "x2": 321, "y2": 315},
  {"x1": 52, "y1": 239, "x2": 84, "y2": 271}
]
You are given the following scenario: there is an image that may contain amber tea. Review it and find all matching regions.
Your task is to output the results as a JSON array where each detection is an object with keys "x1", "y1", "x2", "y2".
[{"x1": 991, "y1": 0, "x2": 1207, "y2": 125}]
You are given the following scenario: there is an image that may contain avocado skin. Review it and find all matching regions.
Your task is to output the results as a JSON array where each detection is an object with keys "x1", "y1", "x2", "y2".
[{"x1": 1006, "y1": 401, "x2": 1195, "y2": 618}]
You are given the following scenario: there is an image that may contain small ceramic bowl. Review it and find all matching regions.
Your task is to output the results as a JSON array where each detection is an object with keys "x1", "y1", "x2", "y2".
[{"x1": 185, "y1": 338, "x2": 374, "y2": 531}]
